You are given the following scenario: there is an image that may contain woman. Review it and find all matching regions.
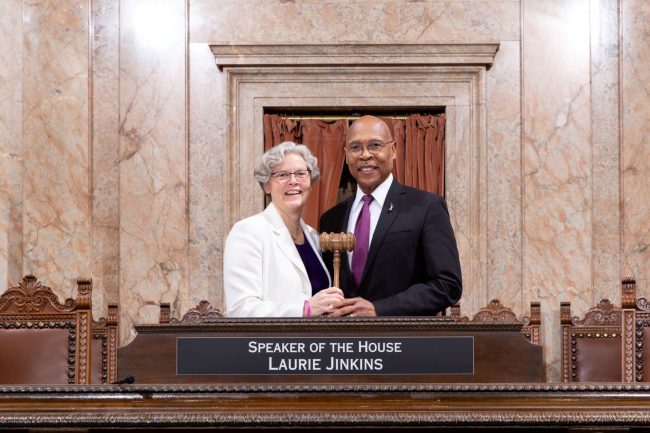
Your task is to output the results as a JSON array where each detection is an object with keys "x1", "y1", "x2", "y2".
[{"x1": 224, "y1": 141, "x2": 344, "y2": 317}]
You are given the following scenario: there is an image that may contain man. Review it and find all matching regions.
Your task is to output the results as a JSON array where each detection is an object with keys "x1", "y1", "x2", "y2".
[{"x1": 319, "y1": 115, "x2": 462, "y2": 316}]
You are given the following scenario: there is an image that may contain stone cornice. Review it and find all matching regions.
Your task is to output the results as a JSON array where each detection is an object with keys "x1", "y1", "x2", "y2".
[{"x1": 211, "y1": 43, "x2": 500, "y2": 69}]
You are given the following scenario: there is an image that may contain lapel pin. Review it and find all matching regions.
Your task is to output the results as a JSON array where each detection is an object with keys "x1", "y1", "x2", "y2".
[{"x1": 388, "y1": 203, "x2": 394, "y2": 213}]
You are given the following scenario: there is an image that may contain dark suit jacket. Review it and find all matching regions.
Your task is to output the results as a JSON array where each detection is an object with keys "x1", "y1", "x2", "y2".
[{"x1": 319, "y1": 181, "x2": 462, "y2": 316}]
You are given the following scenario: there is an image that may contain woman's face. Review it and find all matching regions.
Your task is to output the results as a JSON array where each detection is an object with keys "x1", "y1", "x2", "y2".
[{"x1": 263, "y1": 153, "x2": 312, "y2": 215}]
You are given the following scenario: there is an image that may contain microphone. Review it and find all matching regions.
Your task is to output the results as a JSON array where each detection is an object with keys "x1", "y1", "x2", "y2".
[
  {"x1": 388, "y1": 203, "x2": 394, "y2": 213},
  {"x1": 111, "y1": 375, "x2": 135, "y2": 385}
]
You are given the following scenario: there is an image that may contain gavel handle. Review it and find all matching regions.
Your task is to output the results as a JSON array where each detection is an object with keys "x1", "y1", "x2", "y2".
[{"x1": 333, "y1": 250, "x2": 341, "y2": 288}]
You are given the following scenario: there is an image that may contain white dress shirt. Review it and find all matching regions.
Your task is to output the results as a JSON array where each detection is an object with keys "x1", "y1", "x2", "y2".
[{"x1": 346, "y1": 174, "x2": 394, "y2": 264}]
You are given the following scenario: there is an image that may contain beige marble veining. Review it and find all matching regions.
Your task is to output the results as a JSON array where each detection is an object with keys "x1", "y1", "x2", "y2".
[
  {"x1": 523, "y1": 0, "x2": 593, "y2": 382},
  {"x1": 188, "y1": 42, "x2": 226, "y2": 309},
  {"x1": 91, "y1": 0, "x2": 120, "y2": 318},
  {"x1": 0, "y1": 0, "x2": 23, "y2": 290},
  {"x1": 0, "y1": 0, "x2": 648, "y2": 383},
  {"x1": 191, "y1": 0, "x2": 519, "y2": 44},
  {"x1": 22, "y1": 0, "x2": 91, "y2": 299},
  {"x1": 119, "y1": 0, "x2": 188, "y2": 343},
  {"x1": 486, "y1": 41, "x2": 523, "y2": 312},
  {"x1": 621, "y1": 0, "x2": 650, "y2": 296},
  {"x1": 591, "y1": 0, "x2": 621, "y2": 303}
]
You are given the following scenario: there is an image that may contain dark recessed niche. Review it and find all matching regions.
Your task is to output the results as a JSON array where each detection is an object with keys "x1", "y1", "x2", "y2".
[{"x1": 264, "y1": 108, "x2": 446, "y2": 205}]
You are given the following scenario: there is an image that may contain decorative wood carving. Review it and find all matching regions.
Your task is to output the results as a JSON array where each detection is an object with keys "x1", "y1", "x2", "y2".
[
  {"x1": 159, "y1": 303, "x2": 171, "y2": 324},
  {"x1": 92, "y1": 333, "x2": 108, "y2": 383},
  {"x1": 634, "y1": 317, "x2": 649, "y2": 382},
  {"x1": 6, "y1": 384, "x2": 650, "y2": 429},
  {"x1": 622, "y1": 277, "x2": 637, "y2": 309},
  {"x1": 623, "y1": 309, "x2": 635, "y2": 382},
  {"x1": 160, "y1": 300, "x2": 224, "y2": 325},
  {"x1": 561, "y1": 325, "x2": 571, "y2": 382},
  {"x1": 623, "y1": 277, "x2": 650, "y2": 313},
  {"x1": 573, "y1": 299, "x2": 621, "y2": 326},
  {"x1": 470, "y1": 299, "x2": 519, "y2": 324},
  {"x1": 141, "y1": 316, "x2": 520, "y2": 334},
  {"x1": 0, "y1": 275, "x2": 75, "y2": 314},
  {"x1": 629, "y1": 276, "x2": 650, "y2": 382},
  {"x1": 93, "y1": 303, "x2": 119, "y2": 384},
  {"x1": 450, "y1": 299, "x2": 540, "y2": 345},
  {"x1": 77, "y1": 311, "x2": 90, "y2": 384},
  {"x1": 523, "y1": 302, "x2": 541, "y2": 345}
]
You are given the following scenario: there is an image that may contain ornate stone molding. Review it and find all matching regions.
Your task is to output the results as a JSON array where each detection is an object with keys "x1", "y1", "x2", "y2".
[
  {"x1": 211, "y1": 43, "x2": 499, "y2": 69},
  {"x1": 212, "y1": 43, "x2": 498, "y2": 298}
]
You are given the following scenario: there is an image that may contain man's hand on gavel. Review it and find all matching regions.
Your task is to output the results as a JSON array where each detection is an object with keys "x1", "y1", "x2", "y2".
[{"x1": 327, "y1": 297, "x2": 377, "y2": 318}]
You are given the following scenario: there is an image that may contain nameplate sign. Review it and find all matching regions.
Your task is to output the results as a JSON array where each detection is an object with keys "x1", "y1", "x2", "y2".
[{"x1": 176, "y1": 336, "x2": 474, "y2": 375}]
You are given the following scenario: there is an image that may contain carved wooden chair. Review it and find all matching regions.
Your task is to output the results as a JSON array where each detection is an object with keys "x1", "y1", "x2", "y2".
[
  {"x1": 450, "y1": 299, "x2": 541, "y2": 345},
  {"x1": 90, "y1": 303, "x2": 119, "y2": 384},
  {"x1": 0, "y1": 275, "x2": 118, "y2": 384},
  {"x1": 620, "y1": 277, "x2": 650, "y2": 382},
  {"x1": 159, "y1": 300, "x2": 224, "y2": 324},
  {"x1": 560, "y1": 298, "x2": 624, "y2": 382}
]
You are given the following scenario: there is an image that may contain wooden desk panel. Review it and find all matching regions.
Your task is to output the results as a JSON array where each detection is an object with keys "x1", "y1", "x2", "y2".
[
  {"x1": 1, "y1": 384, "x2": 650, "y2": 430},
  {"x1": 117, "y1": 318, "x2": 544, "y2": 384}
]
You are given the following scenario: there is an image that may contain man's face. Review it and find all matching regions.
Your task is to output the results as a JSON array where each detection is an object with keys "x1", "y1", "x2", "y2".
[{"x1": 345, "y1": 117, "x2": 396, "y2": 195}]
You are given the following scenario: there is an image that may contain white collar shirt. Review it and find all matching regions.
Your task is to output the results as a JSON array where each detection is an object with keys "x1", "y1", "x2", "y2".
[{"x1": 346, "y1": 174, "x2": 394, "y2": 264}]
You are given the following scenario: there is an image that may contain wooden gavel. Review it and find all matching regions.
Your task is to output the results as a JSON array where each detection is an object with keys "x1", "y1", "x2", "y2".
[{"x1": 319, "y1": 232, "x2": 355, "y2": 288}]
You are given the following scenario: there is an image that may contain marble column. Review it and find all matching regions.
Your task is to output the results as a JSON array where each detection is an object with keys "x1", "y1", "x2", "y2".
[
  {"x1": 92, "y1": 0, "x2": 120, "y2": 316},
  {"x1": 590, "y1": 0, "x2": 621, "y2": 302},
  {"x1": 119, "y1": 0, "x2": 188, "y2": 343},
  {"x1": 0, "y1": 0, "x2": 23, "y2": 289},
  {"x1": 523, "y1": 0, "x2": 593, "y2": 381},
  {"x1": 621, "y1": 0, "x2": 650, "y2": 294},
  {"x1": 22, "y1": 0, "x2": 91, "y2": 298}
]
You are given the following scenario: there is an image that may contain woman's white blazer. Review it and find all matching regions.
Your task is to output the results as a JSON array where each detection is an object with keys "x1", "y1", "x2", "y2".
[{"x1": 224, "y1": 202, "x2": 331, "y2": 317}]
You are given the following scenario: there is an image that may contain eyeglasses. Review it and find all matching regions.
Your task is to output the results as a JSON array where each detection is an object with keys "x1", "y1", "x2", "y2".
[
  {"x1": 270, "y1": 169, "x2": 311, "y2": 182},
  {"x1": 345, "y1": 140, "x2": 394, "y2": 157}
]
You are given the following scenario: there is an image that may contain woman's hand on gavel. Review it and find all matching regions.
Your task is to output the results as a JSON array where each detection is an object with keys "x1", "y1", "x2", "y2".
[{"x1": 309, "y1": 287, "x2": 344, "y2": 316}]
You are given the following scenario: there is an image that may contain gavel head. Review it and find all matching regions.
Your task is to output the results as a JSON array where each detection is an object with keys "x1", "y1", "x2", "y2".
[{"x1": 319, "y1": 232, "x2": 355, "y2": 252}]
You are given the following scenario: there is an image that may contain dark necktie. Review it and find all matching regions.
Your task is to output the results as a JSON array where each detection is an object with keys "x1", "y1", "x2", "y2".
[{"x1": 351, "y1": 195, "x2": 373, "y2": 286}]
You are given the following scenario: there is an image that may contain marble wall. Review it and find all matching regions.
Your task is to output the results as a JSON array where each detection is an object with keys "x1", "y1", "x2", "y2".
[
  {"x1": 0, "y1": 0, "x2": 23, "y2": 290},
  {"x1": 118, "y1": 0, "x2": 188, "y2": 342},
  {"x1": 0, "y1": 0, "x2": 648, "y2": 382},
  {"x1": 22, "y1": 0, "x2": 91, "y2": 302}
]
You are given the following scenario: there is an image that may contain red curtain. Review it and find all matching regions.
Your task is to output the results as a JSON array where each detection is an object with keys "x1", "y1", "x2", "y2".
[
  {"x1": 394, "y1": 114, "x2": 445, "y2": 196},
  {"x1": 263, "y1": 115, "x2": 347, "y2": 229},
  {"x1": 262, "y1": 113, "x2": 445, "y2": 227},
  {"x1": 263, "y1": 115, "x2": 302, "y2": 144}
]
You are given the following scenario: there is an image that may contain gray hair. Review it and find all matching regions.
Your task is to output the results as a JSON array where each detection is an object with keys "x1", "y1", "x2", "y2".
[{"x1": 254, "y1": 141, "x2": 320, "y2": 190}]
